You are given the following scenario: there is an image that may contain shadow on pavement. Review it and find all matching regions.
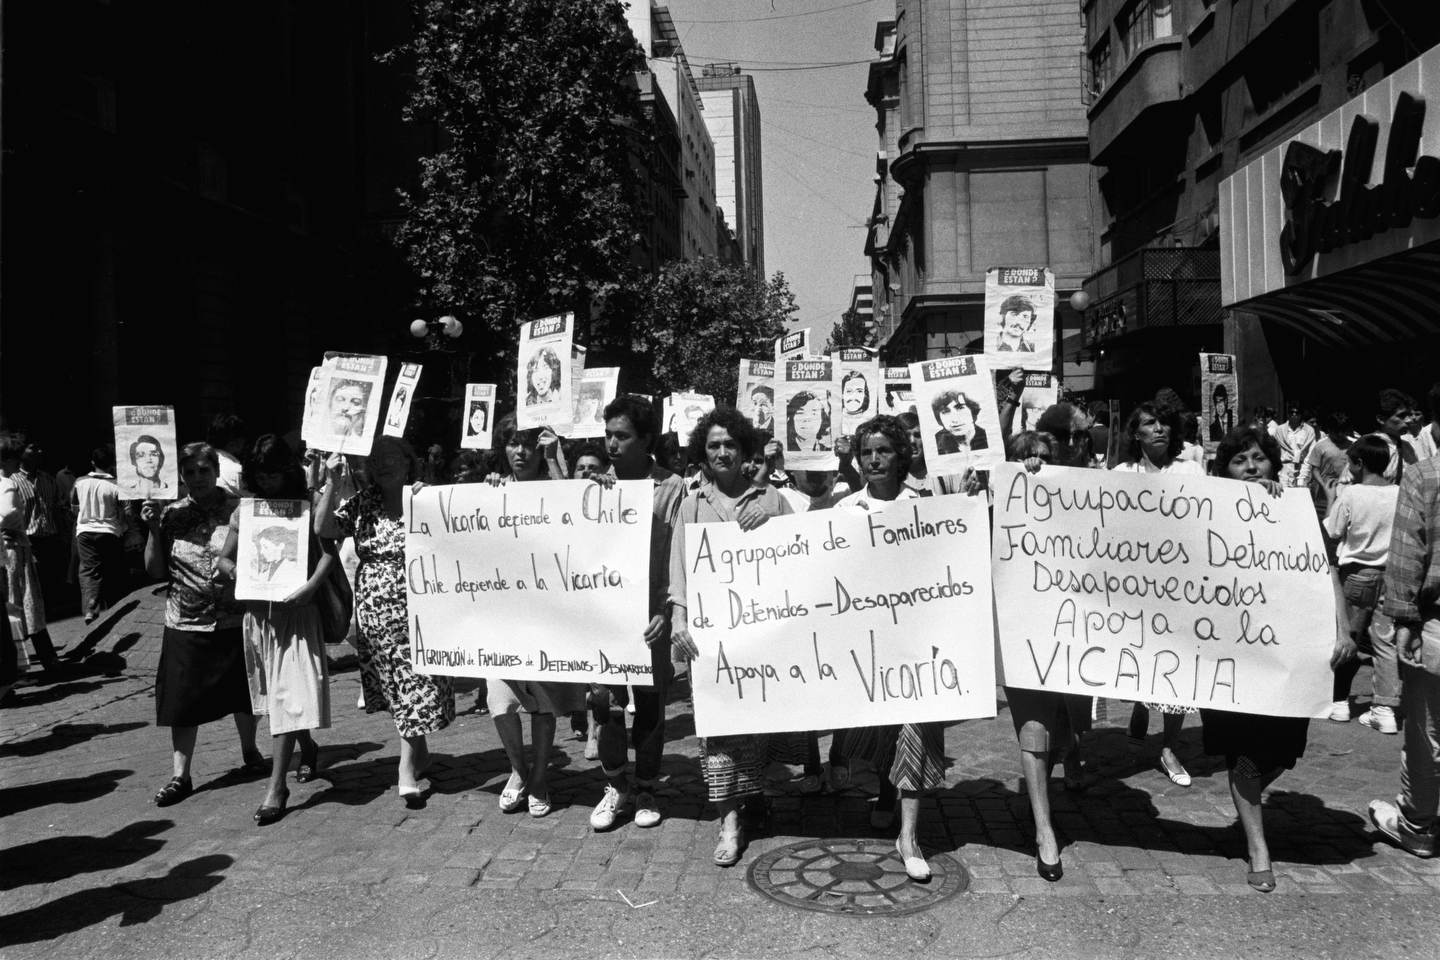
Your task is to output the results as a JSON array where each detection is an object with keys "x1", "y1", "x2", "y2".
[
  {"x1": 0, "y1": 767, "x2": 134, "y2": 816},
  {"x1": 8, "y1": 676, "x2": 129, "y2": 707},
  {"x1": 0, "y1": 819, "x2": 171, "y2": 891},
  {"x1": 0, "y1": 722, "x2": 148, "y2": 759},
  {"x1": 58, "y1": 600, "x2": 141, "y2": 662},
  {"x1": 0, "y1": 854, "x2": 231, "y2": 947}
]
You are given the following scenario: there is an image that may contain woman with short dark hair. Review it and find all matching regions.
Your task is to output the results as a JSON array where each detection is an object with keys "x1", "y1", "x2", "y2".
[
  {"x1": 142, "y1": 442, "x2": 261, "y2": 808},
  {"x1": 669, "y1": 407, "x2": 793, "y2": 867}
]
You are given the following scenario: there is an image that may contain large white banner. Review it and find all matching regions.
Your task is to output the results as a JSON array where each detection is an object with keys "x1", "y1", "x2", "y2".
[
  {"x1": 516, "y1": 312, "x2": 575, "y2": 430},
  {"x1": 835, "y1": 348, "x2": 881, "y2": 436},
  {"x1": 908, "y1": 355, "x2": 1003, "y2": 475},
  {"x1": 685, "y1": 495, "x2": 996, "y2": 736},
  {"x1": 405, "y1": 480, "x2": 655, "y2": 682},
  {"x1": 113, "y1": 405, "x2": 179, "y2": 501},
  {"x1": 991, "y1": 463, "x2": 1335, "y2": 717},
  {"x1": 736, "y1": 359, "x2": 775, "y2": 433},
  {"x1": 983, "y1": 267, "x2": 1054, "y2": 372},
  {"x1": 302, "y1": 354, "x2": 389, "y2": 455}
]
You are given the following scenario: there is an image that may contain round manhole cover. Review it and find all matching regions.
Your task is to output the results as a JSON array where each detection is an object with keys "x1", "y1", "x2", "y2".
[{"x1": 747, "y1": 838, "x2": 968, "y2": 916}]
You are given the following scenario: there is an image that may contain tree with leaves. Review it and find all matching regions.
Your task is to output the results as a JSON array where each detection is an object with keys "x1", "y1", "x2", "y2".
[
  {"x1": 825, "y1": 306, "x2": 873, "y2": 352},
  {"x1": 603, "y1": 257, "x2": 797, "y2": 404},
  {"x1": 383, "y1": 0, "x2": 645, "y2": 365}
]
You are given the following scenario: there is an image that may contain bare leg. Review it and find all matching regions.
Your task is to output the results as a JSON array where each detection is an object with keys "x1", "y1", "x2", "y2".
[
  {"x1": 529, "y1": 712, "x2": 557, "y2": 799},
  {"x1": 1230, "y1": 762, "x2": 1284, "y2": 871},
  {"x1": 232, "y1": 711, "x2": 260, "y2": 758},
  {"x1": 398, "y1": 734, "x2": 429, "y2": 791},
  {"x1": 171, "y1": 725, "x2": 198, "y2": 779},
  {"x1": 266, "y1": 732, "x2": 296, "y2": 806},
  {"x1": 1160, "y1": 711, "x2": 1187, "y2": 774},
  {"x1": 492, "y1": 712, "x2": 530, "y2": 791},
  {"x1": 1020, "y1": 749, "x2": 1059, "y2": 863}
]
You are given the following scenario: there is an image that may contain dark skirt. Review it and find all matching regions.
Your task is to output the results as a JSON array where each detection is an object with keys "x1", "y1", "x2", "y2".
[
  {"x1": 156, "y1": 626, "x2": 251, "y2": 726},
  {"x1": 1200, "y1": 709, "x2": 1309, "y2": 771}
]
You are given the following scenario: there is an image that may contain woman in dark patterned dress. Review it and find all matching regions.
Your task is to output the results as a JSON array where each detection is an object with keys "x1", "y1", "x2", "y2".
[
  {"x1": 317, "y1": 435, "x2": 453, "y2": 807},
  {"x1": 143, "y1": 442, "x2": 261, "y2": 807}
]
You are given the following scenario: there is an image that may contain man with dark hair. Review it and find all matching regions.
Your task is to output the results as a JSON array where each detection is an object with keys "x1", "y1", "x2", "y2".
[
  {"x1": 73, "y1": 445, "x2": 127, "y2": 623},
  {"x1": 995, "y1": 294, "x2": 1038, "y2": 352},
  {"x1": 587, "y1": 394, "x2": 685, "y2": 832},
  {"x1": 206, "y1": 414, "x2": 248, "y2": 496},
  {"x1": 1409, "y1": 382, "x2": 1440, "y2": 464}
]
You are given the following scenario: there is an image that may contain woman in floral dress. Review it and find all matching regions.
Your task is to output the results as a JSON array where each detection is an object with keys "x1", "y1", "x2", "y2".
[{"x1": 317, "y1": 436, "x2": 453, "y2": 807}]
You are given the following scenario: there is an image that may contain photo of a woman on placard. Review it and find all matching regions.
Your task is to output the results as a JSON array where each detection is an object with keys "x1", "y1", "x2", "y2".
[
  {"x1": 328, "y1": 379, "x2": 370, "y2": 437},
  {"x1": 525, "y1": 347, "x2": 563, "y2": 406},
  {"x1": 386, "y1": 387, "x2": 409, "y2": 430},
  {"x1": 251, "y1": 525, "x2": 300, "y2": 584},
  {"x1": 931, "y1": 390, "x2": 988, "y2": 455},
  {"x1": 572, "y1": 382, "x2": 605, "y2": 426},
  {"x1": 123, "y1": 435, "x2": 170, "y2": 498},
  {"x1": 467, "y1": 400, "x2": 490, "y2": 438},
  {"x1": 785, "y1": 390, "x2": 832, "y2": 453}
]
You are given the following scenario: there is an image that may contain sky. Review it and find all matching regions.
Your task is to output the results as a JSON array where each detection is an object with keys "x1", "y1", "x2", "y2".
[{"x1": 661, "y1": 0, "x2": 889, "y2": 346}]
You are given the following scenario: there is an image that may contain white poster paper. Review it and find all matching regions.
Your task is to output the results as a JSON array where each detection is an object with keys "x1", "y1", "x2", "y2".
[
  {"x1": 663, "y1": 392, "x2": 715, "y2": 441},
  {"x1": 113, "y1": 406, "x2": 179, "y2": 501},
  {"x1": 774, "y1": 328, "x2": 810, "y2": 365},
  {"x1": 983, "y1": 267, "x2": 1055, "y2": 372},
  {"x1": 881, "y1": 367, "x2": 915, "y2": 417},
  {"x1": 383, "y1": 362, "x2": 423, "y2": 438},
  {"x1": 405, "y1": 480, "x2": 655, "y2": 682},
  {"x1": 302, "y1": 353, "x2": 388, "y2": 455},
  {"x1": 685, "y1": 495, "x2": 996, "y2": 736},
  {"x1": 1017, "y1": 372, "x2": 1059, "y2": 433},
  {"x1": 1201, "y1": 353, "x2": 1238, "y2": 455},
  {"x1": 566, "y1": 367, "x2": 620, "y2": 439},
  {"x1": 235, "y1": 498, "x2": 310, "y2": 602},
  {"x1": 516, "y1": 312, "x2": 575, "y2": 430},
  {"x1": 461, "y1": 383, "x2": 496, "y2": 451},
  {"x1": 836, "y1": 348, "x2": 881, "y2": 436},
  {"x1": 990, "y1": 463, "x2": 1335, "y2": 717},
  {"x1": 736, "y1": 359, "x2": 775, "y2": 433},
  {"x1": 908, "y1": 355, "x2": 1003, "y2": 475},
  {"x1": 779, "y1": 358, "x2": 839, "y2": 470}
]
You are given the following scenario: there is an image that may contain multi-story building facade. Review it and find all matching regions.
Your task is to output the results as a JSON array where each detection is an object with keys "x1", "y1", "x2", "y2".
[
  {"x1": 1081, "y1": 0, "x2": 1440, "y2": 409},
  {"x1": 698, "y1": 64, "x2": 766, "y2": 275},
  {"x1": 863, "y1": 0, "x2": 1096, "y2": 390}
]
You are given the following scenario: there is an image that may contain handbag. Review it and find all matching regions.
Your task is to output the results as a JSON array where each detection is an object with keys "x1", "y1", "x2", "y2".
[{"x1": 315, "y1": 561, "x2": 353, "y2": 645}]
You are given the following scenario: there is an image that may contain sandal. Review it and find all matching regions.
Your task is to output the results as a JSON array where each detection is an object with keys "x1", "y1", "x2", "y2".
[{"x1": 154, "y1": 775, "x2": 194, "y2": 807}]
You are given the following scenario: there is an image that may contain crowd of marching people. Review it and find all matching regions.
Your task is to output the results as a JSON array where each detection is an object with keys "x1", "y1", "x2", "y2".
[{"x1": 2, "y1": 372, "x2": 1438, "y2": 893}]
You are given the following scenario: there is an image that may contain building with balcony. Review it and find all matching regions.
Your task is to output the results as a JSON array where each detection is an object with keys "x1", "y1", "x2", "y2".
[
  {"x1": 1080, "y1": 0, "x2": 1440, "y2": 409},
  {"x1": 863, "y1": 0, "x2": 1096, "y2": 390},
  {"x1": 697, "y1": 64, "x2": 765, "y2": 276}
]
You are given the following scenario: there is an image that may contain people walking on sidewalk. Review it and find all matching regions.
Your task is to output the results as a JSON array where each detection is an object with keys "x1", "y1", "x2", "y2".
[
  {"x1": 72, "y1": 445, "x2": 128, "y2": 624},
  {"x1": 318, "y1": 436, "x2": 453, "y2": 809},
  {"x1": 222, "y1": 435, "x2": 334, "y2": 826},
  {"x1": 143, "y1": 442, "x2": 262, "y2": 808},
  {"x1": 1, "y1": 433, "x2": 64, "y2": 675},
  {"x1": 1369, "y1": 452, "x2": 1440, "y2": 858}
]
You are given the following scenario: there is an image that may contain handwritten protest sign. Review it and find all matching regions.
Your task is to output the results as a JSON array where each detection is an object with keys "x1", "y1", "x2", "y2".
[
  {"x1": 836, "y1": 348, "x2": 881, "y2": 435},
  {"x1": 1017, "y1": 372, "x2": 1059, "y2": 432},
  {"x1": 908, "y1": 355, "x2": 1002, "y2": 475},
  {"x1": 685, "y1": 494, "x2": 995, "y2": 736},
  {"x1": 383, "y1": 362, "x2": 423, "y2": 439},
  {"x1": 517, "y1": 312, "x2": 575, "y2": 430},
  {"x1": 983, "y1": 267, "x2": 1054, "y2": 372},
  {"x1": 565, "y1": 367, "x2": 619, "y2": 439},
  {"x1": 1201, "y1": 353, "x2": 1238, "y2": 456},
  {"x1": 460, "y1": 384, "x2": 496, "y2": 451},
  {"x1": 774, "y1": 328, "x2": 810, "y2": 365},
  {"x1": 990, "y1": 463, "x2": 1335, "y2": 717},
  {"x1": 113, "y1": 406, "x2": 178, "y2": 501},
  {"x1": 737, "y1": 359, "x2": 775, "y2": 433},
  {"x1": 779, "y1": 358, "x2": 839, "y2": 470},
  {"x1": 663, "y1": 392, "x2": 715, "y2": 441},
  {"x1": 404, "y1": 480, "x2": 654, "y2": 682},
  {"x1": 235, "y1": 499, "x2": 310, "y2": 601},
  {"x1": 882, "y1": 367, "x2": 914, "y2": 416},
  {"x1": 302, "y1": 353, "x2": 388, "y2": 455}
]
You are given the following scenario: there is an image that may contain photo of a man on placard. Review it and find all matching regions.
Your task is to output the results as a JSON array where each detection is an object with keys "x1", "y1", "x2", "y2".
[
  {"x1": 1208, "y1": 383, "x2": 1234, "y2": 442},
  {"x1": 931, "y1": 390, "x2": 989, "y2": 455},
  {"x1": 750, "y1": 384, "x2": 774, "y2": 432},
  {"x1": 995, "y1": 295, "x2": 1038, "y2": 353},
  {"x1": 841, "y1": 370, "x2": 870, "y2": 416},
  {"x1": 328, "y1": 378, "x2": 372, "y2": 437}
]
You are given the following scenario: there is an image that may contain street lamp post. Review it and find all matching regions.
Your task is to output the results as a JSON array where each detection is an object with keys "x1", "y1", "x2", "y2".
[{"x1": 409, "y1": 314, "x2": 465, "y2": 349}]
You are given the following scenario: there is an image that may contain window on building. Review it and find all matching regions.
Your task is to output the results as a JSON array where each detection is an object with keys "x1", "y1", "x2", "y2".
[
  {"x1": 1242, "y1": 10, "x2": 1318, "y2": 120},
  {"x1": 1088, "y1": 37, "x2": 1112, "y2": 96},
  {"x1": 897, "y1": 51, "x2": 910, "y2": 131},
  {"x1": 1119, "y1": 0, "x2": 1172, "y2": 58}
]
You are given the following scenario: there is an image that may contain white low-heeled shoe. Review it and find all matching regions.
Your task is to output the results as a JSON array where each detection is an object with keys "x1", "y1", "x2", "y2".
[
  {"x1": 1160, "y1": 753, "x2": 1192, "y2": 788},
  {"x1": 896, "y1": 841, "x2": 931, "y2": 881}
]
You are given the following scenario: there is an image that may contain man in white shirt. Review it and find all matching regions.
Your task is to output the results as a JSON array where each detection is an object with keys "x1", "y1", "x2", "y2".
[{"x1": 1273, "y1": 406, "x2": 1316, "y2": 487}]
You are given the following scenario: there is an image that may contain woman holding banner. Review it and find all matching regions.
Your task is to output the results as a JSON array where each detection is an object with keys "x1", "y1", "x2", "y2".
[
  {"x1": 1111, "y1": 401, "x2": 1202, "y2": 788},
  {"x1": 483, "y1": 414, "x2": 584, "y2": 818},
  {"x1": 829, "y1": 415, "x2": 949, "y2": 882},
  {"x1": 669, "y1": 408, "x2": 794, "y2": 868},
  {"x1": 318, "y1": 436, "x2": 454, "y2": 808},
  {"x1": 1203, "y1": 426, "x2": 1310, "y2": 892}
]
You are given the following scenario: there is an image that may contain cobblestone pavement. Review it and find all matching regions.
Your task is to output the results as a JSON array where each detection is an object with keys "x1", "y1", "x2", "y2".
[{"x1": 2, "y1": 587, "x2": 1438, "y2": 959}]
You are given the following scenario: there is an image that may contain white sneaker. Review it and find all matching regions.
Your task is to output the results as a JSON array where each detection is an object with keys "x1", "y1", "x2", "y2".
[
  {"x1": 1358, "y1": 706, "x2": 1399, "y2": 734},
  {"x1": 1328, "y1": 700, "x2": 1351, "y2": 722},
  {"x1": 634, "y1": 790, "x2": 661, "y2": 828},
  {"x1": 589, "y1": 784, "x2": 631, "y2": 831}
]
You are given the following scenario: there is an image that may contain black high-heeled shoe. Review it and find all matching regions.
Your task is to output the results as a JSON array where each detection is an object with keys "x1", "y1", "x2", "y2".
[
  {"x1": 1036, "y1": 855, "x2": 1064, "y2": 882},
  {"x1": 295, "y1": 741, "x2": 320, "y2": 783},
  {"x1": 254, "y1": 788, "x2": 290, "y2": 826}
]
